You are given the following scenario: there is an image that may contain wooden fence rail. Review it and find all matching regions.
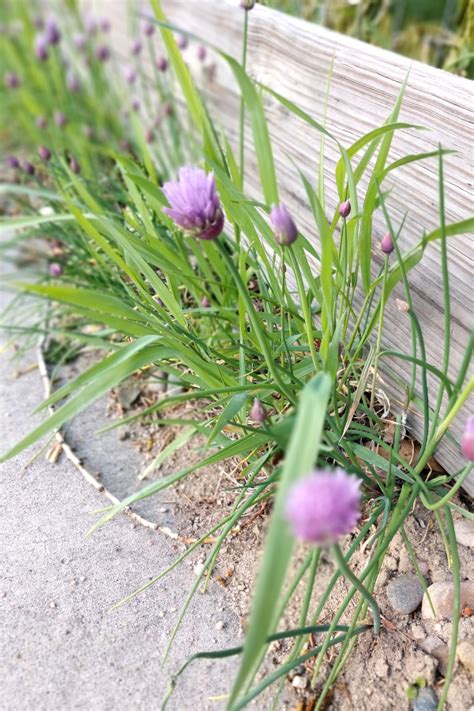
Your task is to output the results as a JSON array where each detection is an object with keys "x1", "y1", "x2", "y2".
[{"x1": 83, "y1": 0, "x2": 474, "y2": 494}]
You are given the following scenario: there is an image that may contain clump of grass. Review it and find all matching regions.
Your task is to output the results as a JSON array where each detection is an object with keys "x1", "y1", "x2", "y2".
[{"x1": 0, "y1": 1, "x2": 472, "y2": 708}]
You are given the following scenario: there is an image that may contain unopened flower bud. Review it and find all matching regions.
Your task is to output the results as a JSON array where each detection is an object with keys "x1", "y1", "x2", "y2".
[
  {"x1": 45, "y1": 18, "x2": 61, "y2": 45},
  {"x1": 54, "y1": 111, "x2": 67, "y2": 127},
  {"x1": 22, "y1": 161, "x2": 35, "y2": 176},
  {"x1": 35, "y1": 34, "x2": 49, "y2": 61},
  {"x1": 100, "y1": 18, "x2": 111, "y2": 32},
  {"x1": 124, "y1": 66, "x2": 137, "y2": 84},
  {"x1": 156, "y1": 56, "x2": 168, "y2": 72},
  {"x1": 250, "y1": 398, "x2": 268, "y2": 423},
  {"x1": 131, "y1": 39, "x2": 142, "y2": 56},
  {"x1": 201, "y1": 295, "x2": 211, "y2": 308},
  {"x1": 5, "y1": 72, "x2": 21, "y2": 89},
  {"x1": 85, "y1": 14, "x2": 98, "y2": 35},
  {"x1": 131, "y1": 98, "x2": 140, "y2": 112},
  {"x1": 163, "y1": 102, "x2": 173, "y2": 117},
  {"x1": 38, "y1": 145, "x2": 51, "y2": 161},
  {"x1": 69, "y1": 156, "x2": 80, "y2": 174},
  {"x1": 338, "y1": 200, "x2": 351, "y2": 218},
  {"x1": 461, "y1": 416, "x2": 474, "y2": 461},
  {"x1": 176, "y1": 34, "x2": 188, "y2": 50},
  {"x1": 95, "y1": 44, "x2": 110, "y2": 62},
  {"x1": 142, "y1": 20, "x2": 154, "y2": 37},
  {"x1": 380, "y1": 232, "x2": 394, "y2": 255},
  {"x1": 270, "y1": 203, "x2": 298, "y2": 246},
  {"x1": 66, "y1": 72, "x2": 80, "y2": 92},
  {"x1": 73, "y1": 33, "x2": 86, "y2": 51},
  {"x1": 145, "y1": 128, "x2": 154, "y2": 143},
  {"x1": 197, "y1": 45, "x2": 207, "y2": 62},
  {"x1": 6, "y1": 155, "x2": 20, "y2": 169},
  {"x1": 240, "y1": 0, "x2": 256, "y2": 9},
  {"x1": 49, "y1": 262, "x2": 63, "y2": 277}
]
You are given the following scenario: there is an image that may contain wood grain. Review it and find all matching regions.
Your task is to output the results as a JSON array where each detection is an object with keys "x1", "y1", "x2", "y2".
[{"x1": 83, "y1": 0, "x2": 474, "y2": 494}]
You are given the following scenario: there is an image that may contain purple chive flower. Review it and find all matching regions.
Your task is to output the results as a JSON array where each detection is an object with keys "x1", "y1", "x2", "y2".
[
  {"x1": 240, "y1": 0, "x2": 256, "y2": 8},
  {"x1": 69, "y1": 156, "x2": 80, "y2": 174},
  {"x1": 38, "y1": 145, "x2": 51, "y2": 161},
  {"x1": 285, "y1": 469, "x2": 361, "y2": 545},
  {"x1": 21, "y1": 161, "x2": 35, "y2": 176},
  {"x1": 54, "y1": 111, "x2": 67, "y2": 127},
  {"x1": 131, "y1": 39, "x2": 142, "y2": 56},
  {"x1": 44, "y1": 18, "x2": 61, "y2": 45},
  {"x1": 250, "y1": 398, "x2": 268, "y2": 423},
  {"x1": 124, "y1": 66, "x2": 137, "y2": 84},
  {"x1": 85, "y1": 14, "x2": 98, "y2": 35},
  {"x1": 131, "y1": 98, "x2": 140, "y2": 112},
  {"x1": 35, "y1": 34, "x2": 49, "y2": 61},
  {"x1": 338, "y1": 199, "x2": 351, "y2": 218},
  {"x1": 197, "y1": 45, "x2": 207, "y2": 62},
  {"x1": 49, "y1": 262, "x2": 63, "y2": 277},
  {"x1": 142, "y1": 20, "x2": 154, "y2": 36},
  {"x1": 66, "y1": 72, "x2": 80, "y2": 92},
  {"x1": 95, "y1": 44, "x2": 110, "y2": 62},
  {"x1": 36, "y1": 115, "x2": 47, "y2": 129},
  {"x1": 5, "y1": 72, "x2": 21, "y2": 89},
  {"x1": 156, "y1": 55, "x2": 168, "y2": 72},
  {"x1": 73, "y1": 32, "x2": 86, "y2": 51},
  {"x1": 462, "y1": 416, "x2": 474, "y2": 461},
  {"x1": 6, "y1": 155, "x2": 20, "y2": 169},
  {"x1": 201, "y1": 295, "x2": 211, "y2": 308},
  {"x1": 163, "y1": 166, "x2": 225, "y2": 241},
  {"x1": 380, "y1": 232, "x2": 394, "y2": 255},
  {"x1": 100, "y1": 18, "x2": 111, "y2": 32},
  {"x1": 176, "y1": 34, "x2": 188, "y2": 50},
  {"x1": 270, "y1": 203, "x2": 298, "y2": 246}
]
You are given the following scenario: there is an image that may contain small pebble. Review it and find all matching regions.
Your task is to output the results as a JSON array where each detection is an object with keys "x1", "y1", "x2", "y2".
[
  {"x1": 158, "y1": 611, "x2": 165, "y2": 618},
  {"x1": 49, "y1": 601, "x2": 57, "y2": 609},
  {"x1": 193, "y1": 562, "x2": 205, "y2": 577},
  {"x1": 387, "y1": 574, "x2": 424, "y2": 614},
  {"x1": 291, "y1": 675, "x2": 307, "y2": 690},
  {"x1": 413, "y1": 686, "x2": 438, "y2": 711},
  {"x1": 422, "y1": 581, "x2": 474, "y2": 620},
  {"x1": 457, "y1": 639, "x2": 474, "y2": 673},
  {"x1": 454, "y1": 519, "x2": 474, "y2": 548},
  {"x1": 431, "y1": 644, "x2": 449, "y2": 677},
  {"x1": 215, "y1": 621, "x2": 225, "y2": 631}
]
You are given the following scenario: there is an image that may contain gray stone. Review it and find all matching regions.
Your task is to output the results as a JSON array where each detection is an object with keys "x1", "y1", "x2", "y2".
[
  {"x1": 457, "y1": 639, "x2": 474, "y2": 673},
  {"x1": 116, "y1": 382, "x2": 142, "y2": 408},
  {"x1": 422, "y1": 581, "x2": 474, "y2": 620},
  {"x1": 431, "y1": 644, "x2": 449, "y2": 676},
  {"x1": 454, "y1": 518, "x2": 474, "y2": 548},
  {"x1": 413, "y1": 687, "x2": 438, "y2": 711},
  {"x1": 387, "y1": 574, "x2": 424, "y2": 614}
]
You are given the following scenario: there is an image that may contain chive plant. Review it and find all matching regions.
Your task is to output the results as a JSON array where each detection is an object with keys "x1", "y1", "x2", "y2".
[{"x1": 0, "y1": 0, "x2": 472, "y2": 708}]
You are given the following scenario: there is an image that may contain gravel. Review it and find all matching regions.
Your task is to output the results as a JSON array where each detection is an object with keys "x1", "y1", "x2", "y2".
[{"x1": 386, "y1": 574, "x2": 424, "y2": 614}]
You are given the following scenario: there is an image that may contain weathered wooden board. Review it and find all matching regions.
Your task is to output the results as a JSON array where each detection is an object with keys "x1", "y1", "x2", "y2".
[{"x1": 83, "y1": 0, "x2": 474, "y2": 493}]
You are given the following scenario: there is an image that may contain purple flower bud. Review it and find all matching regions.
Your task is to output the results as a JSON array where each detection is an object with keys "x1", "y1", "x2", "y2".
[
  {"x1": 240, "y1": 0, "x2": 256, "y2": 8},
  {"x1": 131, "y1": 98, "x2": 140, "y2": 112},
  {"x1": 35, "y1": 34, "x2": 49, "y2": 61},
  {"x1": 142, "y1": 20, "x2": 154, "y2": 37},
  {"x1": 54, "y1": 111, "x2": 67, "y2": 127},
  {"x1": 5, "y1": 72, "x2": 21, "y2": 89},
  {"x1": 84, "y1": 14, "x2": 98, "y2": 35},
  {"x1": 66, "y1": 72, "x2": 80, "y2": 92},
  {"x1": 197, "y1": 45, "x2": 207, "y2": 62},
  {"x1": 250, "y1": 398, "x2": 267, "y2": 423},
  {"x1": 131, "y1": 39, "x2": 142, "y2": 56},
  {"x1": 163, "y1": 166, "x2": 225, "y2": 241},
  {"x1": 38, "y1": 145, "x2": 51, "y2": 161},
  {"x1": 285, "y1": 469, "x2": 361, "y2": 545},
  {"x1": 270, "y1": 203, "x2": 298, "y2": 246},
  {"x1": 145, "y1": 128, "x2": 154, "y2": 143},
  {"x1": 462, "y1": 416, "x2": 474, "y2": 461},
  {"x1": 100, "y1": 18, "x2": 111, "y2": 32},
  {"x1": 200, "y1": 295, "x2": 211, "y2": 308},
  {"x1": 44, "y1": 18, "x2": 61, "y2": 45},
  {"x1": 69, "y1": 156, "x2": 80, "y2": 174},
  {"x1": 124, "y1": 66, "x2": 137, "y2": 84},
  {"x1": 36, "y1": 115, "x2": 47, "y2": 129},
  {"x1": 95, "y1": 44, "x2": 110, "y2": 62},
  {"x1": 156, "y1": 56, "x2": 168, "y2": 72},
  {"x1": 21, "y1": 161, "x2": 35, "y2": 176},
  {"x1": 6, "y1": 155, "x2": 20, "y2": 169},
  {"x1": 73, "y1": 33, "x2": 86, "y2": 51},
  {"x1": 176, "y1": 34, "x2": 188, "y2": 50},
  {"x1": 380, "y1": 232, "x2": 394, "y2": 255},
  {"x1": 338, "y1": 199, "x2": 351, "y2": 218},
  {"x1": 163, "y1": 102, "x2": 173, "y2": 117},
  {"x1": 48, "y1": 262, "x2": 63, "y2": 277}
]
